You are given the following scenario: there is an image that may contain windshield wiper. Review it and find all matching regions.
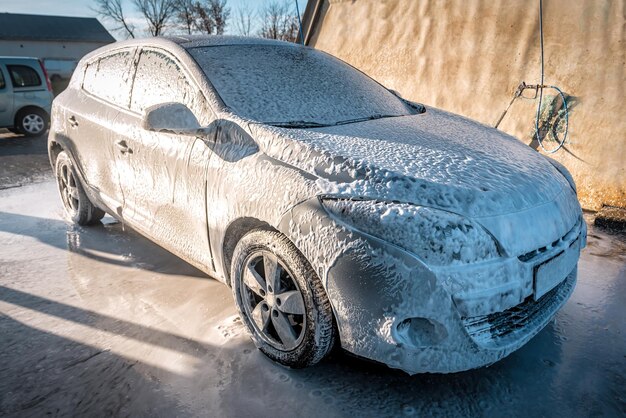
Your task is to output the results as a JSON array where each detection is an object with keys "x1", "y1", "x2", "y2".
[
  {"x1": 266, "y1": 114, "x2": 403, "y2": 129},
  {"x1": 333, "y1": 114, "x2": 401, "y2": 126},
  {"x1": 267, "y1": 120, "x2": 330, "y2": 128}
]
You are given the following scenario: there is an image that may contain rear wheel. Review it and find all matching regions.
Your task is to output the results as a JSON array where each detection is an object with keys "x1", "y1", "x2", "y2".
[
  {"x1": 55, "y1": 151, "x2": 105, "y2": 225},
  {"x1": 16, "y1": 108, "x2": 48, "y2": 136},
  {"x1": 231, "y1": 229, "x2": 336, "y2": 368}
]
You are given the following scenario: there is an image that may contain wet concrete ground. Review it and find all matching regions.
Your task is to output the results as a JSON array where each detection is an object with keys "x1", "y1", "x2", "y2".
[
  {"x1": 0, "y1": 131, "x2": 51, "y2": 190},
  {"x1": 1, "y1": 133, "x2": 625, "y2": 417}
]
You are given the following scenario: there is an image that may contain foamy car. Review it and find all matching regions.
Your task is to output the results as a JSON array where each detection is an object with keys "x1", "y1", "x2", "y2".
[{"x1": 48, "y1": 36, "x2": 585, "y2": 374}]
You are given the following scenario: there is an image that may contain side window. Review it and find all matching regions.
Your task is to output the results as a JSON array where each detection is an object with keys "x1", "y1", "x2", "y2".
[
  {"x1": 130, "y1": 50, "x2": 208, "y2": 123},
  {"x1": 83, "y1": 50, "x2": 133, "y2": 108},
  {"x1": 7, "y1": 65, "x2": 41, "y2": 88},
  {"x1": 83, "y1": 61, "x2": 98, "y2": 92},
  {"x1": 0, "y1": 69, "x2": 5, "y2": 89}
]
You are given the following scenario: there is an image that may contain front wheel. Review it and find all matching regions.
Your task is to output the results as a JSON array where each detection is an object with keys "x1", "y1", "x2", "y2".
[
  {"x1": 55, "y1": 151, "x2": 105, "y2": 225},
  {"x1": 231, "y1": 229, "x2": 336, "y2": 368}
]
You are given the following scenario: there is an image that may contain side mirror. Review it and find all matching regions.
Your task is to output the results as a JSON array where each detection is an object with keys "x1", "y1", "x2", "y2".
[{"x1": 141, "y1": 102, "x2": 201, "y2": 134}]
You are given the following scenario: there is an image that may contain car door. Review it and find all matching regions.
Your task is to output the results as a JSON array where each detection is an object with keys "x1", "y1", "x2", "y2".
[
  {"x1": 0, "y1": 64, "x2": 12, "y2": 127},
  {"x1": 113, "y1": 48, "x2": 215, "y2": 272},
  {"x1": 5, "y1": 62, "x2": 45, "y2": 110},
  {"x1": 69, "y1": 48, "x2": 136, "y2": 211}
]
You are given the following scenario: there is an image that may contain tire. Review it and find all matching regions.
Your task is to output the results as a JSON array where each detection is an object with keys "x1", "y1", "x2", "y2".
[
  {"x1": 16, "y1": 108, "x2": 48, "y2": 137},
  {"x1": 231, "y1": 229, "x2": 336, "y2": 368},
  {"x1": 55, "y1": 151, "x2": 105, "y2": 225}
]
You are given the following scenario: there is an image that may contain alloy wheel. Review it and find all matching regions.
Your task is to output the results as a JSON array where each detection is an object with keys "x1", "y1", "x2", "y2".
[
  {"x1": 240, "y1": 250, "x2": 307, "y2": 350},
  {"x1": 59, "y1": 163, "x2": 80, "y2": 212}
]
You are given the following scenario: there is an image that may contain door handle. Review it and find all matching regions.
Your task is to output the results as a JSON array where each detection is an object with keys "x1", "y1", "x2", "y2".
[
  {"x1": 68, "y1": 115, "x2": 78, "y2": 127},
  {"x1": 115, "y1": 140, "x2": 133, "y2": 154}
]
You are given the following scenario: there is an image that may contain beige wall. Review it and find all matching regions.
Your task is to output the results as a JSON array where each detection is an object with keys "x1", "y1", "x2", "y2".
[
  {"x1": 0, "y1": 40, "x2": 107, "y2": 61},
  {"x1": 307, "y1": 0, "x2": 625, "y2": 210}
]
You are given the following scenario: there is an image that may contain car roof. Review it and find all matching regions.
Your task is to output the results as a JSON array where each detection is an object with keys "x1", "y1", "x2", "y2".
[
  {"x1": 86, "y1": 35, "x2": 299, "y2": 58},
  {"x1": 165, "y1": 35, "x2": 296, "y2": 49},
  {"x1": 0, "y1": 56, "x2": 40, "y2": 61},
  {"x1": 81, "y1": 35, "x2": 301, "y2": 66}
]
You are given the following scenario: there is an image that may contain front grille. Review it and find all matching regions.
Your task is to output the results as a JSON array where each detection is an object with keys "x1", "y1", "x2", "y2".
[
  {"x1": 518, "y1": 218, "x2": 581, "y2": 262},
  {"x1": 462, "y1": 272, "x2": 575, "y2": 347}
]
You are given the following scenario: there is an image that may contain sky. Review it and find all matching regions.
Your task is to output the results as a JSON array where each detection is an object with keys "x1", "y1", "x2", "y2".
[{"x1": 0, "y1": 0, "x2": 308, "y2": 39}]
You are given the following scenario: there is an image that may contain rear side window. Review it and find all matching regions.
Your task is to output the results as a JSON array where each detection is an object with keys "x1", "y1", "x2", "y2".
[
  {"x1": 83, "y1": 50, "x2": 133, "y2": 108},
  {"x1": 0, "y1": 69, "x2": 5, "y2": 89},
  {"x1": 7, "y1": 65, "x2": 41, "y2": 88},
  {"x1": 130, "y1": 50, "x2": 199, "y2": 116}
]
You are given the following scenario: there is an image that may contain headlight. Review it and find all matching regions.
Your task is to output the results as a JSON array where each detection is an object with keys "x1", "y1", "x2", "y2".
[{"x1": 320, "y1": 198, "x2": 500, "y2": 266}]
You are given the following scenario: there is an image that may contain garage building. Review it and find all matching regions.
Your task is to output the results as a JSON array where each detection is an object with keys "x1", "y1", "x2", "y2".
[{"x1": 0, "y1": 13, "x2": 114, "y2": 82}]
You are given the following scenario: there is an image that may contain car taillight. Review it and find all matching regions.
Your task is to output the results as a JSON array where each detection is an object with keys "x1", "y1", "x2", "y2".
[{"x1": 38, "y1": 59, "x2": 53, "y2": 92}]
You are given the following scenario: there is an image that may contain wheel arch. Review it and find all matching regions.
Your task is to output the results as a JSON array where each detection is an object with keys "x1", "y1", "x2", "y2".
[
  {"x1": 47, "y1": 135, "x2": 92, "y2": 204},
  {"x1": 48, "y1": 139, "x2": 64, "y2": 171},
  {"x1": 14, "y1": 105, "x2": 50, "y2": 127},
  {"x1": 47, "y1": 133, "x2": 76, "y2": 173},
  {"x1": 221, "y1": 217, "x2": 277, "y2": 287}
]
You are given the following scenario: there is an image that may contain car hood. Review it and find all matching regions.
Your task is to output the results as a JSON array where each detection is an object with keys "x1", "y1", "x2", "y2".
[{"x1": 250, "y1": 108, "x2": 581, "y2": 255}]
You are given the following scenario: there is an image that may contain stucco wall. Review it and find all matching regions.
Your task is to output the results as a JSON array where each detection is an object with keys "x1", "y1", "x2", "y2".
[
  {"x1": 306, "y1": 0, "x2": 625, "y2": 210},
  {"x1": 0, "y1": 40, "x2": 107, "y2": 61}
]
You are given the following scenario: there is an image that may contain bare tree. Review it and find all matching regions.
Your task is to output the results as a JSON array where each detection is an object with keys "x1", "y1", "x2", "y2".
[
  {"x1": 259, "y1": 1, "x2": 299, "y2": 42},
  {"x1": 93, "y1": 0, "x2": 136, "y2": 38},
  {"x1": 208, "y1": 0, "x2": 230, "y2": 35},
  {"x1": 174, "y1": 0, "x2": 195, "y2": 34},
  {"x1": 133, "y1": 0, "x2": 178, "y2": 36},
  {"x1": 187, "y1": 0, "x2": 230, "y2": 35},
  {"x1": 234, "y1": 1, "x2": 254, "y2": 36},
  {"x1": 193, "y1": 1, "x2": 213, "y2": 34}
]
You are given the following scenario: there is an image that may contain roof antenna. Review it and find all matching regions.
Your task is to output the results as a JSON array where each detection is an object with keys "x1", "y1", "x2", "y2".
[{"x1": 295, "y1": 0, "x2": 305, "y2": 45}]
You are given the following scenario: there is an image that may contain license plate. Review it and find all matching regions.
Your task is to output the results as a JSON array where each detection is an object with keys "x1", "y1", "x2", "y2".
[{"x1": 534, "y1": 238, "x2": 580, "y2": 300}]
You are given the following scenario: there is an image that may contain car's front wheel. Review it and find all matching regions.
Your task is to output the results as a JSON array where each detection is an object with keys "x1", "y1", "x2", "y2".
[
  {"x1": 231, "y1": 229, "x2": 336, "y2": 368},
  {"x1": 55, "y1": 151, "x2": 105, "y2": 225}
]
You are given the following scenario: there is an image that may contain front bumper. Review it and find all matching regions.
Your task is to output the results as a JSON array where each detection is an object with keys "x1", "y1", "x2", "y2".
[{"x1": 279, "y1": 198, "x2": 584, "y2": 374}]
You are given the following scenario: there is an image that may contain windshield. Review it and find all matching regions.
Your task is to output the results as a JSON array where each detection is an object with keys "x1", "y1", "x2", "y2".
[{"x1": 188, "y1": 44, "x2": 415, "y2": 126}]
